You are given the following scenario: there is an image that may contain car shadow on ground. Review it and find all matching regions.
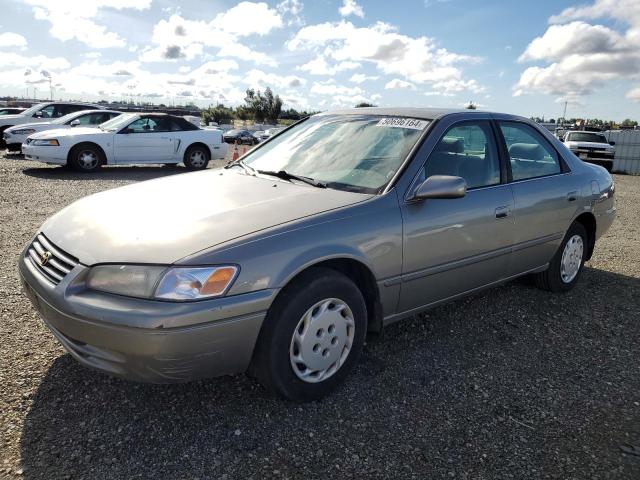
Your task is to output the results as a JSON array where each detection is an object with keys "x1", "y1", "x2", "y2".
[
  {"x1": 18, "y1": 267, "x2": 640, "y2": 478},
  {"x1": 20, "y1": 165, "x2": 191, "y2": 182}
]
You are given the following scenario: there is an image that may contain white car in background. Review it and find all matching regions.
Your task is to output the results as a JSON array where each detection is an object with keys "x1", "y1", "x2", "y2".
[
  {"x1": 22, "y1": 113, "x2": 228, "y2": 172},
  {"x1": 4, "y1": 110, "x2": 121, "y2": 151},
  {"x1": 0, "y1": 101, "x2": 101, "y2": 149},
  {"x1": 563, "y1": 130, "x2": 616, "y2": 172}
]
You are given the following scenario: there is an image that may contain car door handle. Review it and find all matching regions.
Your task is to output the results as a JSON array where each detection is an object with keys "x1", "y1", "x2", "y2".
[
  {"x1": 566, "y1": 191, "x2": 579, "y2": 202},
  {"x1": 495, "y1": 206, "x2": 511, "y2": 219}
]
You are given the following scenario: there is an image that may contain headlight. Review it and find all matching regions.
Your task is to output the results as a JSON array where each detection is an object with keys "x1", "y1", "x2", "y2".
[
  {"x1": 86, "y1": 264, "x2": 238, "y2": 301},
  {"x1": 13, "y1": 128, "x2": 36, "y2": 135},
  {"x1": 31, "y1": 139, "x2": 59, "y2": 146},
  {"x1": 155, "y1": 266, "x2": 238, "y2": 300},
  {"x1": 86, "y1": 265, "x2": 166, "y2": 298}
]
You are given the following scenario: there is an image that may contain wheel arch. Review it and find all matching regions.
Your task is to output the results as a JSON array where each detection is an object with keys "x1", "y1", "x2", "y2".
[
  {"x1": 183, "y1": 142, "x2": 211, "y2": 161},
  {"x1": 67, "y1": 141, "x2": 108, "y2": 165},
  {"x1": 573, "y1": 211, "x2": 597, "y2": 260},
  {"x1": 274, "y1": 256, "x2": 383, "y2": 334}
]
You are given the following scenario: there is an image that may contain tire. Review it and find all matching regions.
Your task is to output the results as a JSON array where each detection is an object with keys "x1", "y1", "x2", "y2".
[
  {"x1": 533, "y1": 221, "x2": 588, "y2": 292},
  {"x1": 69, "y1": 143, "x2": 104, "y2": 172},
  {"x1": 250, "y1": 267, "x2": 367, "y2": 402},
  {"x1": 183, "y1": 145, "x2": 210, "y2": 170}
]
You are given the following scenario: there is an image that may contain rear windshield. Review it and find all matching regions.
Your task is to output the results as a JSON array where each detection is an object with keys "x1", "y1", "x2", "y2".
[
  {"x1": 242, "y1": 114, "x2": 430, "y2": 194},
  {"x1": 566, "y1": 132, "x2": 607, "y2": 143}
]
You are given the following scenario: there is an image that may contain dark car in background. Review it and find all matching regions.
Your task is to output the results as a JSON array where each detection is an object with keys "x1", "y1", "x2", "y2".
[{"x1": 223, "y1": 129, "x2": 258, "y2": 145}]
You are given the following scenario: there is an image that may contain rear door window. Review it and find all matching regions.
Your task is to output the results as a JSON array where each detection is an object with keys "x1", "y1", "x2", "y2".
[{"x1": 499, "y1": 122, "x2": 562, "y2": 181}]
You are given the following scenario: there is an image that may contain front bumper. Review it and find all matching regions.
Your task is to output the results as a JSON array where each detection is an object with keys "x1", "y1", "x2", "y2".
[
  {"x1": 3, "y1": 131, "x2": 29, "y2": 147},
  {"x1": 570, "y1": 148, "x2": 615, "y2": 164},
  {"x1": 19, "y1": 245, "x2": 274, "y2": 383},
  {"x1": 21, "y1": 143, "x2": 67, "y2": 164}
]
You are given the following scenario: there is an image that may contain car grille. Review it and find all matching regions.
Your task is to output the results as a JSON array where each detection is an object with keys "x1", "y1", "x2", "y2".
[{"x1": 25, "y1": 234, "x2": 78, "y2": 285}]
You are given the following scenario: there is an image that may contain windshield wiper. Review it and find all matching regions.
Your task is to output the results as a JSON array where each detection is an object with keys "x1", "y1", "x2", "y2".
[{"x1": 257, "y1": 170, "x2": 326, "y2": 188}]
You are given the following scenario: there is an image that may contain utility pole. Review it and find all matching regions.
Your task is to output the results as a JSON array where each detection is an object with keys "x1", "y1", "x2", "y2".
[{"x1": 561, "y1": 100, "x2": 568, "y2": 126}]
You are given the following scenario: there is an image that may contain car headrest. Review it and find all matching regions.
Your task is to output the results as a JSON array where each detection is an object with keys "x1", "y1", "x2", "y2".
[
  {"x1": 508, "y1": 143, "x2": 544, "y2": 161},
  {"x1": 435, "y1": 137, "x2": 464, "y2": 154}
]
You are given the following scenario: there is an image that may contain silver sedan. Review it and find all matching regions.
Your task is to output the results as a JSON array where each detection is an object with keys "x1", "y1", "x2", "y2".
[{"x1": 19, "y1": 108, "x2": 615, "y2": 401}]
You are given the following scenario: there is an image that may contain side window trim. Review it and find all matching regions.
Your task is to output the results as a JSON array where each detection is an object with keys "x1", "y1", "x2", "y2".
[{"x1": 495, "y1": 120, "x2": 568, "y2": 183}]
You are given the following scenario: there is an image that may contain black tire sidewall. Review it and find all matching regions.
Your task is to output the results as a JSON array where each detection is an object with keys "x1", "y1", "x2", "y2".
[
  {"x1": 548, "y1": 222, "x2": 588, "y2": 291},
  {"x1": 184, "y1": 146, "x2": 210, "y2": 170},
  {"x1": 70, "y1": 144, "x2": 102, "y2": 172},
  {"x1": 257, "y1": 269, "x2": 367, "y2": 401}
]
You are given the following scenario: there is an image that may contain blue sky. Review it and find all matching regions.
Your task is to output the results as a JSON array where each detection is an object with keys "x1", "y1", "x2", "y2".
[{"x1": 0, "y1": 0, "x2": 638, "y2": 120}]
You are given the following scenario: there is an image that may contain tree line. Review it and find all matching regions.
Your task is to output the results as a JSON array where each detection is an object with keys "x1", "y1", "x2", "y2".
[
  {"x1": 201, "y1": 87, "x2": 318, "y2": 126},
  {"x1": 530, "y1": 116, "x2": 638, "y2": 129}
]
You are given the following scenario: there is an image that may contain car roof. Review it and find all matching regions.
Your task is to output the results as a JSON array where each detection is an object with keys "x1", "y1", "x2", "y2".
[
  {"x1": 566, "y1": 130, "x2": 604, "y2": 134},
  {"x1": 317, "y1": 107, "x2": 485, "y2": 120}
]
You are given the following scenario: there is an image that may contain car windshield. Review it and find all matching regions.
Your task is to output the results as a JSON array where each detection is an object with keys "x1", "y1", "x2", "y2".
[
  {"x1": 227, "y1": 129, "x2": 244, "y2": 135},
  {"x1": 20, "y1": 103, "x2": 48, "y2": 116},
  {"x1": 242, "y1": 114, "x2": 429, "y2": 194},
  {"x1": 52, "y1": 111, "x2": 86, "y2": 125},
  {"x1": 568, "y1": 132, "x2": 607, "y2": 143},
  {"x1": 99, "y1": 113, "x2": 137, "y2": 131}
]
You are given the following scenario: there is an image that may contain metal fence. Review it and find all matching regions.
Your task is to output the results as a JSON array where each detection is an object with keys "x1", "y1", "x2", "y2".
[{"x1": 605, "y1": 130, "x2": 640, "y2": 174}]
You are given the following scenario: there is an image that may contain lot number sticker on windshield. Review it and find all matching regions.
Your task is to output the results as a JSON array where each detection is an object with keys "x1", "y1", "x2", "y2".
[{"x1": 376, "y1": 117, "x2": 429, "y2": 130}]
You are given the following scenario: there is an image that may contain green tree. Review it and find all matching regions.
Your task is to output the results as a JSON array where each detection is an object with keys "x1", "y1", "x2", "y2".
[
  {"x1": 355, "y1": 102, "x2": 376, "y2": 107},
  {"x1": 621, "y1": 118, "x2": 638, "y2": 127},
  {"x1": 201, "y1": 104, "x2": 234, "y2": 125}
]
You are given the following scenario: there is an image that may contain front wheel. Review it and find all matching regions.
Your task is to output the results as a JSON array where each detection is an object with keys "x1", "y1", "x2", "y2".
[
  {"x1": 533, "y1": 221, "x2": 587, "y2": 292},
  {"x1": 183, "y1": 145, "x2": 210, "y2": 170},
  {"x1": 250, "y1": 268, "x2": 367, "y2": 401},
  {"x1": 69, "y1": 143, "x2": 103, "y2": 172}
]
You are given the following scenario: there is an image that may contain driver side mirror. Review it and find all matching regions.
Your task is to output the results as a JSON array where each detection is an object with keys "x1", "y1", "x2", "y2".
[
  {"x1": 411, "y1": 175, "x2": 467, "y2": 201},
  {"x1": 120, "y1": 128, "x2": 133, "y2": 134},
  {"x1": 33, "y1": 111, "x2": 43, "y2": 118},
  {"x1": 70, "y1": 119, "x2": 81, "y2": 127},
  {"x1": 609, "y1": 141, "x2": 615, "y2": 146}
]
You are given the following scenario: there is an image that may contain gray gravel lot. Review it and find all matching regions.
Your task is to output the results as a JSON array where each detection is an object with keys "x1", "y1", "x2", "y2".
[{"x1": 1, "y1": 152, "x2": 639, "y2": 479}]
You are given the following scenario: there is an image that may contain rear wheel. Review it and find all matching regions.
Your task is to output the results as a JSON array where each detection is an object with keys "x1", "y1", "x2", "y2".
[
  {"x1": 69, "y1": 143, "x2": 103, "y2": 172},
  {"x1": 183, "y1": 145, "x2": 210, "y2": 170},
  {"x1": 533, "y1": 221, "x2": 587, "y2": 292},
  {"x1": 250, "y1": 268, "x2": 367, "y2": 401}
]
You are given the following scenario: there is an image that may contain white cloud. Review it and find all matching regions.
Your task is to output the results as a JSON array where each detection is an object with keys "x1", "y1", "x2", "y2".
[
  {"x1": 385, "y1": 78, "x2": 416, "y2": 90},
  {"x1": 288, "y1": 20, "x2": 482, "y2": 95},
  {"x1": 515, "y1": 0, "x2": 640, "y2": 100},
  {"x1": 339, "y1": 0, "x2": 364, "y2": 18},
  {"x1": 141, "y1": 6, "x2": 281, "y2": 65},
  {"x1": 310, "y1": 82, "x2": 364, "y2": 96},
  {"x1": 22, "y1": 0, "x2": 152, "y2": 48},
  {"x1": 0, "y1": 32, "x2": 27, "y2": 49},
  {"x1": 349, "y1": 73, "x2": 379, "y2": 83},
  {"x1": 299, "y1": 56, "x2": 360, "y2": 75},
  {"x1": 626, "y1": 87, "x2": 640, "y2": 102},
  {"x1": 518, "y1": 22, "x2": 626, "y2": 63},
  {"x1": 212, "y1": 1, "x2": 282, "y2": 36},
  {"x1": 277, "y1": 0, "x2": 304, "y2": 26},
  {"x1": 243, "y1": 69, "x2": 306, "y2": 89}
]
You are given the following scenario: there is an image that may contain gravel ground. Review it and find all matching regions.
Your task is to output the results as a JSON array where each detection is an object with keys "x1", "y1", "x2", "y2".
[{"x1": 1, "y1": 151, "x2": 639, "y2": 480}]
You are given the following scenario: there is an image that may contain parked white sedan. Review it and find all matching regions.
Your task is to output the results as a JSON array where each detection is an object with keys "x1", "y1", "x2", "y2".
[
  {"x1": 4, "y1": 110, "x2": 120, "y2": 149},
  {"x1": 22, "y1": 113, "x2": 228, "y2": 172}
]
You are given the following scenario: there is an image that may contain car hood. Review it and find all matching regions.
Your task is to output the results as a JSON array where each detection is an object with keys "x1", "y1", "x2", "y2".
[
  {"x1": 30, "y1": 127, "x2": 102, "y2": 139},
  {"x1": 566, "y1": 140, "x2": 613, "y2": 150},
  {"x1": 6, "y1": 121, "x2": 55, "y2": 132},
  {"x1": 0, "y1": 114, "x2": 27, "y2": 124},
  {"x1": 41, "y1": 169, "x2": 373, "y2": 265}
]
